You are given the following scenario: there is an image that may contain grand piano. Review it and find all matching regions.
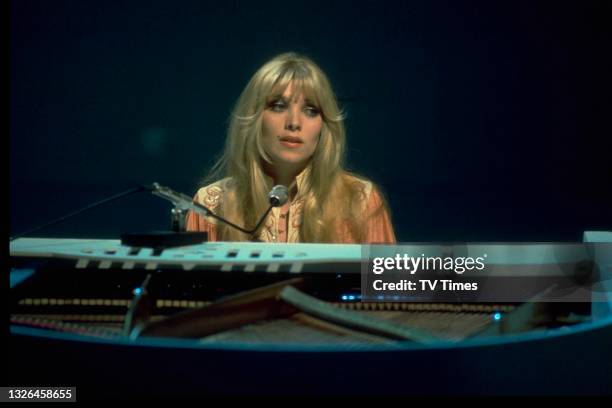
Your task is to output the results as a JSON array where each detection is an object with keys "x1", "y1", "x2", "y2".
[{"x1": 8, "y1": 231, "x2": 612, "y2": 397}]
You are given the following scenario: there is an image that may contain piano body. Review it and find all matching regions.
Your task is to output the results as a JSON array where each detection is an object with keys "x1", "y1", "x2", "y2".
[{"x1": 8, "y1": 232, "x2": 612, "y2": 397}]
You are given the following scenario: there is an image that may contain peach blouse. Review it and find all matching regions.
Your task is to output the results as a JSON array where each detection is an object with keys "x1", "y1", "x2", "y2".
[{"x1": 186, "y1": 172, "x2": 396, "y2": 244}]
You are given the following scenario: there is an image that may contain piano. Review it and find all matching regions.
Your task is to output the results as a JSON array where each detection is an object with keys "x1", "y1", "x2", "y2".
[{"x1": 8, "y1": 231, "x2": 612, "y2": 397}]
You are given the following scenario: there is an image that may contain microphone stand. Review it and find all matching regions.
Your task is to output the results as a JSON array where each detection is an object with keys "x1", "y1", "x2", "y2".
[
  {"x1": 10, "y1": 181, "x2": 286, "y2": 249},
  {"x1": 120, "y1": 182, "x2": 286, "y2": 249},
  {"x1": 146, "y1": 182, "x2": 268, "y2": 235}
]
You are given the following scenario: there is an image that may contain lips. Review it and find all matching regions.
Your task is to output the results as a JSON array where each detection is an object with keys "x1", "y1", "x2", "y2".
[{"x1": 278, "y1": 135, "x2": 303, "y2": 144}]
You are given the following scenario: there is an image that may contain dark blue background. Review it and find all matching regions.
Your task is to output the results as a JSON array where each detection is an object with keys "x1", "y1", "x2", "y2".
[{"x1": 10, "y1": 0, "x2": 611, "y2": 242}]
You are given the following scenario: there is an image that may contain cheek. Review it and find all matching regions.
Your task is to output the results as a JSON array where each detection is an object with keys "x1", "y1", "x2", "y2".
[
  {"x1": 308, "y1": 122, "x2": 323, "y2": 147},
  {"x1": 261, "y1": 113, "x2": 282, "y2": 139},
  {"x1": 261, "y1": 116, "x2": 273, "y2": 138}
]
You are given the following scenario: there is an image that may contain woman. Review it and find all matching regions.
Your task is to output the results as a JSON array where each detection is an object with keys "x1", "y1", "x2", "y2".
[{"x1": 186, "y1": 52, "x2": 396, "y2": 243}]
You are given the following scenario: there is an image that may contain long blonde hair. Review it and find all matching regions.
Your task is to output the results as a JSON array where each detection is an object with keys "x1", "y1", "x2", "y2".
[{"x1": 205, "y1": 52, "x2": 389, "y2": 242}]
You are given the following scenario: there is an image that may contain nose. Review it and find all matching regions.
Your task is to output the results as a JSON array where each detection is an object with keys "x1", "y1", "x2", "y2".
[{"x1": 284, "y1": 105, "x2": 302, "y2": 132}]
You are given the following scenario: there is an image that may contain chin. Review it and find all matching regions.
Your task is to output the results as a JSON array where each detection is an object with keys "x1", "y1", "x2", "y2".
[{"x1": 275, "y1": 153, "x2": 311, "y2": 165}]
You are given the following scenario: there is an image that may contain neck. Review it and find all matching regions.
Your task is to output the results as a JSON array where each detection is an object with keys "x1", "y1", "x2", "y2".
[{"x1": 262, "y1": 161, "x2": 306, "y2": 188}]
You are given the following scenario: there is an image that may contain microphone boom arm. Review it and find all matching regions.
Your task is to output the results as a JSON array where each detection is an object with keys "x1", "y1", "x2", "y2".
[{"x1": 146, "y1": 183, "x2": 269, "y2": 236}]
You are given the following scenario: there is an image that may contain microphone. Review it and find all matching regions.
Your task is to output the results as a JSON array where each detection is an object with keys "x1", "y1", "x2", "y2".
[
  {"x1": 268, "y1": 185, "x2": 289, "y2": 207},
  {"x1": 145, "y1": 182, "x2": 289, "y2": 239}
]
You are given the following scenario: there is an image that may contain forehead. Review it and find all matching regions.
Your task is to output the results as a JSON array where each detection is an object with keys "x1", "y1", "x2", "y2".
[{"x1": 269, "y1": 80, "x2": 318, "y2": 104}]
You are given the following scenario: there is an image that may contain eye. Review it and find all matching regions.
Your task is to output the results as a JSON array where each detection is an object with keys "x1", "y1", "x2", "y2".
[
  {"x1": 268, "y1": 100, "x2": 286, "y2": 112},
  {"x1": 303, "y1": 106, "x2": 320, "y2": 118}
]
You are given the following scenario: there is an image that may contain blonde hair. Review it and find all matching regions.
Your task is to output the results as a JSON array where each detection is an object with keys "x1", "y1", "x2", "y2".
[{"x1": 205, "y1": 52, "x2": 389, "y2": 242}]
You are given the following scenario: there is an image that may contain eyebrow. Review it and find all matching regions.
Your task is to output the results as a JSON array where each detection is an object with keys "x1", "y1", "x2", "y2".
[
  {"x1": 267, "y1": 94, "x2": 287, "y2": 102},
  {"x1": 267, "y1": 95, "x2": 318, "y2": 107}
]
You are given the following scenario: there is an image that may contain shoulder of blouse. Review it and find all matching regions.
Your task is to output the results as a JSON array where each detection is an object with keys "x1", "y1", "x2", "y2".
[
  {"x1": 341, "y1": 174, "x2": 393, "y2": 221},
  {"x1": 341, "y1": 173, "x2": 375, "y2": 202},
  {"x1": 193, "y1": 177, "x2": 233, "y2": 212}
]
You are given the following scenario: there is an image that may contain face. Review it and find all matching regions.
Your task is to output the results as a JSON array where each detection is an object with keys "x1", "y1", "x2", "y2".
[{"x1": 261, "y1": 82, "x2": 322, "y2": 169}]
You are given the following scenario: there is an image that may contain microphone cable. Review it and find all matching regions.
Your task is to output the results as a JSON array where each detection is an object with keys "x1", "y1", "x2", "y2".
[{"x1": 9, "y1": 185, "x2": 148, "y2": 241}]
